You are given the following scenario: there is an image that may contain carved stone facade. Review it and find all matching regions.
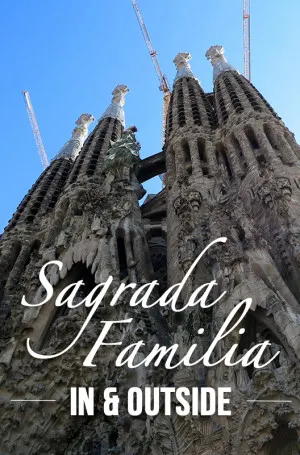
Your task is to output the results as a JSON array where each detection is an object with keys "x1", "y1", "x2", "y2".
[{"x1": 1, "y1": 46, "x2": 300, "y2": 454}]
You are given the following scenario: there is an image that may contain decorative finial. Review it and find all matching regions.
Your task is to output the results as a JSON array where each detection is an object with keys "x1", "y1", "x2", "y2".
[
  {"x1": 173, "y1": 53, "x2": 198, "y2": 83},
  {"x1": 55, "y1": 113, "x2": 94, "y2": 161},
  {"x1": 205, "y1": 45, "x2": 238, "y2": 82},
  {"x1": 100, "y1": 85, "x2": 129, "y2": 127}
]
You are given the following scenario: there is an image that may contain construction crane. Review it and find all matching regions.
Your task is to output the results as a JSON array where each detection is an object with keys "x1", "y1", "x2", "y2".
[
  {"x1": 22, "y1": 90, "x2": 49, "y2": 169},
  {"x1": 243, "y1": 0, "x2": 251, "y2": 81},
  {"x1": 130, "y1": 0, "x2": 171, "y2": 142}
]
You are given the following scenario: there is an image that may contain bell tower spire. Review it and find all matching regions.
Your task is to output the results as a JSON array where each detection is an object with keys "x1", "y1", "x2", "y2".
[
  {"x1": 55, "y1": 113, "x2": 94, "y2": 161},
  {"x1": 205, "y1": 45, "x2": 238, "y2": 82},
  {"x1": 165, "y1": 52, "x2": 215, "y2": 143},
  {"x1": 5, "y1": 114, "x2": 94, "y2": 232},
  {"x1": 205, "y1": 44, "x2": 299, "y2": 177},
  {"x1": 100, "y1": 85, "x2": 129, "y2": 127},
  {"x1": 173, "y1": 52, "x2": 199, "y2": 83},
  {"x1": 67, "y1": 85, "x2": 129, "y2": 183}
]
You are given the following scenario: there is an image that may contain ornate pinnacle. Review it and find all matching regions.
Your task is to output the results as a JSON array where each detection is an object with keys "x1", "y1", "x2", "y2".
[
  {"x1": 205, "y1": 45, "x2": 238, "y2": 82},
  {"x1": 100, "y1": 85, "x2": 129, "y2": 127},
  {"x1": 55, "y1": 113, "x2": 94, "y2": 161},
  {"x1": 173, "y1": 52, "x2": 198, "y2": 83}
]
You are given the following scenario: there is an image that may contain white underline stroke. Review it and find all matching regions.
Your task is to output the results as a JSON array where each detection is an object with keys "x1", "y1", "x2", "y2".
[
  {"x1": 10, "y1": 399, "x2": 57, "y2": 402},
  {"x1": 247, "y1": 400, "x2": 292, "y2": 403}
]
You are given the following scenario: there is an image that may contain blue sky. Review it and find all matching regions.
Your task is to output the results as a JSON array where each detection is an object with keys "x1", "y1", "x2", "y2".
[{"x1": 1, "y1": 0, "x2": 299, "y2": 232}]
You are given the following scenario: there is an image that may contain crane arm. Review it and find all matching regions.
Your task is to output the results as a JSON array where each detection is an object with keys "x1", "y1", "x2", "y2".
[
  {"x1": 131, "y1": 0, "x2": 171, "y2": 94},
  {"x1": 243, "y1": 0, "x2": 251, "y2": 81},
  {"x1": 22, "y1": 90, "x2": 49, "y2": 169}
]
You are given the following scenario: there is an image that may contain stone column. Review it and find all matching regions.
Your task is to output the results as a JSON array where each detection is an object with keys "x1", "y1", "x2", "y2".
[
  {"x1": 0, "y1": 243, "x2": 19, "y2": 279},
  {"x1": 255, "y1": 126, "x2": 282, "y2": 166},
  {"x1": 5, "y1": 243, "x2": 32, "y2": 290},
  {"x1": 174, "y1": 143, "x2": 187, "y2": 180},
  {"x1": 277, "y1": 133, "x2": 298, "y2": 164},
  {"x1": 172, "y1": 88, "x2": 180, "y2": 131},
  {"x1": 284, "y1": 132, "x2": 300, "y2": 160},
  {"x1": 206, "y1": 140, "x2": 219, "y2": 176},
  {"x1": 188, "y1": 139, "x2": 203, "y2": 176},
  {"x1": 236, "y1": 130, "x2": 258, "y2": 171},
  {"x1": 219, "y1": 77, "x2": 235, "y2": 117},
  {"x1": 166, "y1": 149, "x2": 176, "y2": 187},
  {"x1": 224, "y1": 140, "x2": 243, "y2": 179},
  {"x1": 133, "y1": 235, "x2": 152, "y2": 283},
  {"x1": 124, "y1": 231, "x2": 137, "y2": 283}
]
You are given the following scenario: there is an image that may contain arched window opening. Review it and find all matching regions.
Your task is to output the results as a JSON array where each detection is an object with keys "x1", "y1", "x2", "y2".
[
  {"x1": 182, "y1": 140, "x2": 192, "y2": 175},
  {"x1": 198, "y1": 138, "x2": 207, "y2": 162},
  {"x1": 245, "y1": 126, "x2": 259, "y2": 150},
  {"x1": 231, "y1": 134, "x2": 247, "y2": 176},
  {"x1": 245, "y1": 126, "x2": 267, "y2": 165},
  {"x1": 148, "y1": 228, "x2": 167, "y2": 293},
  {"x1": 236, "y1": 225, "x2": 246, "y2": 242},
  {"x1": 30, "y1": 239, "x2": 41, "y2": 256},
  {"x1": 109, "y1": 428, "x2": 119, "y2": 448},
  {"x1": 197, "y1": 138, "x2": 208, "y2": 175}
]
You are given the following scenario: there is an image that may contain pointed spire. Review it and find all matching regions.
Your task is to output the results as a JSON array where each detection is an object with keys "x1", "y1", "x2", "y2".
[
  {"x1": 205, "y1": 45, "x2": 238, "y2": 82},
  {"x1": 55, "y1": 113, "x2": 94, "y2": 161},
  {"x1": 100, "y1": 85, "x2": 129, "y2": 127},
  {"x1": 173, "y1": 53, "x2": 198, "y2": 84}
]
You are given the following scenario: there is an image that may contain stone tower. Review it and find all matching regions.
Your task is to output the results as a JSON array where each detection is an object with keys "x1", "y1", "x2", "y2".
[{"x1": 1, "y1": 46, "x2": 300, "y2": 455}]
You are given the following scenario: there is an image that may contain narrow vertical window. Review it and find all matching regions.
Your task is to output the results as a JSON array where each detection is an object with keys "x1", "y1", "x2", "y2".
[
  {"x1": 182, "y1": 140, "x2": 192, "y2": 175},
  {"x1": 197, "y1": 138, "x2": 208, "y2": 175},
  {"x1": 231, "y1": 134, "x2": 247, "y2": 174}
]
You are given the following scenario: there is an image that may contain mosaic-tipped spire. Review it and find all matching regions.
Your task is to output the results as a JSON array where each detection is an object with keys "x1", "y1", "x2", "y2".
[
  {"x1": 173, "y1": 52, "x2": 198, "y2": 83},
  {"x1": 100, "y1": 85, "x2": 129, "y2": 127},
  {"x1": 205, "y1": 45, "x2": 238, "y2": 82},
  {"x1": 55, "y1": 113, "x2": 94, "y2": 161}
]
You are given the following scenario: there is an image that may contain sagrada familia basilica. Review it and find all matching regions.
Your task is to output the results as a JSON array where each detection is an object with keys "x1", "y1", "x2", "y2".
[{"x1": 1, "y1": 45, "x2": 300, "y2": 454}]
